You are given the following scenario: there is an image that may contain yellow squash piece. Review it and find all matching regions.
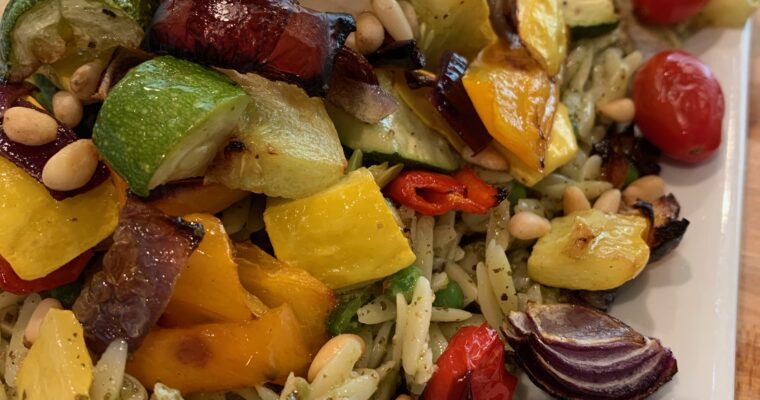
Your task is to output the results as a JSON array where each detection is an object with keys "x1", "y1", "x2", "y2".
[
  {"x1": 17, "y1": 309, "x2": 93, "y2": 400},
  {"x1": 127, "y1": 305, "x2": 310, "y2": 394},
  {"x1": 0, "y1": 157, "x2": 119, "y2": 280},
  {"x1": 161, "y1": 214, "x2": 266, "y2": 327},
  {"x1": 515, "y1": 0, "x2": 568, "y2": 76},
  {"x1": 235, "y1": 242, "x2": 336, "y2": 355},
  {"x1": 463, "y1": 42, "x2": 559, "y2": 172},
  {"x1": 502, "y1": 104, "x2": 578, "y2": 186},
  {"x1": 264, "y1": 168, "x2": 416, "y2": 289},
  {"x1": 528, "y1": 209, "x2": 650, "y2": 291}
]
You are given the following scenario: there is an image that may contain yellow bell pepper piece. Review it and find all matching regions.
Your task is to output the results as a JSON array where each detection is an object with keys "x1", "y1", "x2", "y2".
[
  {"x1": 127, "y1": 305, "x2": 310, "y2": 394},
  {"x1": 17, "y1": 309, "x2": 93, "y2": 400},
  {"x1": 463, "y1": 42, "x2": 559, "y2": 172},
  {"x1": 515, "y1": 0, "x2": 568, "y2": 76},
  {"x1": 528, "y1": 209, "x2": 650, "y2": 291},
  {"x1": 161, "y1": 214, "x2": 267, "y2": 327},
  {"x1": 264, "y1": 168, "x2": 416, "y2": 289},
  {"x1": 0, "y1": 157, "x2": 119, "y2": 280},
  {"x1": 501, "y1": 104, "x2": 578, "y2": 186}
]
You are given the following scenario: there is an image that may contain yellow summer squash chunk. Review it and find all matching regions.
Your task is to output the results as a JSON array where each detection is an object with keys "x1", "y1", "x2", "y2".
[
  {"x1": 264, "y1": 168, "x2": 416, "y2": 289},
  {"x1": 515, "y1": 0, "x2": 568, "y2": 76},
  {"x1": 0, "y1": 157, "x2": 119, "y2": 280},
  {"x1": 528, "y1": 209, "x2": 650, "y2": 291},
  {"x1": 463, "y1": 42, "x2": 559, "y2": 172},
  {"x1": 502, "y1": 104, "x2": 579, "y2": 186},
  {"x1": 17, "y1": 309, "x2": 93, "y2": 400},
  {"x1": 161, "y1": 214, "x2": 266, "y2": 327}
]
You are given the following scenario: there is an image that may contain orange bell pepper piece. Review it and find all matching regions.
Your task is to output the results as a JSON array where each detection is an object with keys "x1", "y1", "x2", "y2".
[{"x1": 146, "y1": 180, "x2": 249, "y2": 216}]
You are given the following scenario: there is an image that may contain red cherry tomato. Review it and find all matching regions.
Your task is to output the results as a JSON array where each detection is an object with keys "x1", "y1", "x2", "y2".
[
  {"x1": 633, "y1": 0, "x2": 709, "y2": 24},
  {"x1": 633, "y1": 50, "x2": 724, "y2": 163},
  {"x1": 0, "y1": 251, "x2": 93, "y2": 294}
]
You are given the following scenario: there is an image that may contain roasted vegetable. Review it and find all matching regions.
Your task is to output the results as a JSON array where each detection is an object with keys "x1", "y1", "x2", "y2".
[
  {"x1": 562, "y1": 0, "x2": 620, "y2": 38},
  {"x1": 593, "y1": 125, "x2": 662, "y2": 188},
  {"x1": 384, "y1": 265, "x2": 422, "y2": 302},
  {"x1": 327, "y1": 291, "x2": 370, "y2": 336},
  {"x1": 0, "y1": 0, "x2": 147, "y2": 81},
  {"x1": 528, "y1": 209, "x2": 650, "y2": 291},
  {"x1": 94, "y1": 56, "x2": 249, "y2": 197},
  {"x1": 409, "y1": 0, "x2": 497, "y2": 69},
  {"x1": 235, "y1": 242, "x2": 336, "y2": 354},
  {"x1": 206, "y1": 70, "x2": 346, "y2": 199},
  {"x1": 127, "y1": 305, "x2": 311, "y2": 394},
  {"x1": 17, "y1": 309, "x2": 93, "y2": 400},
  {"x1": 504, "y1": 303, "x2": 678, "y2": 400},
  {"x1": 73, "y1": 199, "x2": 203, "y2": 353},
  {"x1": 161, "y1": 214, "x2": 265, "y2": 327},
  {"x1": 0, "y1": 157, "x2": 119, "y2": 280},
  {"x1": 633, "y1": 195, "x2": 690, "y2": 263},
  {"x1": 145, "y1": 180, "x2": 249, "y2": 216},
  {"x1": 463, "y1": 42, "x2": 559, "y2": 171},
  {"x1": 510, "y1": 0, "x2": 568, "y2": 76},
  {"x1": 264, "y1": 168, "x2": 416, "y2": 289},
  {"x1": 696, "y1": 0, "x2": 759, "y2": 27},
  {"x1": 0, "y1": 251, "x2": 91, "y2": 295},
  {"x1": 147, "y1": 0, "x2": 355, "y2": 97},
  {"x1": 502, "y1": 103, "x2": 579, "y2": 186},
  {"x1": 366, "y1": 40, "x2": 426, "y2": 70}
]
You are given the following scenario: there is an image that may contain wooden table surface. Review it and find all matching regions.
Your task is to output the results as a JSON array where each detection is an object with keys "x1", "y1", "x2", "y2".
[{"x1": 735, "y1": 13, "x2": 760, "y2": 400}]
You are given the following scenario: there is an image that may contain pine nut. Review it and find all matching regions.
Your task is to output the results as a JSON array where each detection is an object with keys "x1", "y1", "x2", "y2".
[
  {"x1": 52, "y1": 91, "x2": 84, "y2": 128},
  {"x1": 3, "y1": 107, "x2": 58, "y2": 146},
  {"x1": 397, "y1": 1, "x2": 419, "y2": 40},
  {"x1": 623, "y1": 175, "x2": 665, "y2": 205},
  {"x1": 598, "y1": 98, "x2": 635, "y2": 124},
  {"x1": 355, "y1": 12, "x2": 386, "y2": 55},
  {"x1": 594, "y1": 189, "x2": 622, "y2": 213},
  {"x1": 307, "y1": 334, "x2": 365, "y2": 382},
  {"x1": 69, "y1": 61, "x2": 105, "y2": 100},
  {"x1": 563, "y1": 185, "x2": 591, "y2": 215},
  {"x1": 23, "y1": 298, "x2": 62, "y2": 347},
  {"x1": 345, "y1": 32, "x2": 358, "y2": 52},
  {"x1": 508, "y1": 211, "x2": 552, "y2": 240},
  {"x1": 462, "y1": 145, "x2": 509, "y2": 171},
  {"x1": 372, "y1": 0, "x2": 414, "y2": 41},
  {"x1": 42, "y1": 139, "x2": 100, "y2": 191}
]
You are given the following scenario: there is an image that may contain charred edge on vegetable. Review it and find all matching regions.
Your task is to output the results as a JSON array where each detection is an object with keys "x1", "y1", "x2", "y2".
[
  {"x1": 0, "y1": 87, "x2": 110, "y2": 199},
  {"x1": 593, "y1": 124, "x2": 662, "y2": 188},
  {"x1": 633, "y1": 194, "x2": 690, "y2": 263},
  {"x1": 365, "y1": 40, "x2": 426, "y2": 70},
  {"x1": 430, "y1": 52, "x2": 492, "y2": 154},
  {"x1": 224, "y1": 139, "x2": 247, "y2": 154},
  {"x1": 560, "y1": 289, "x2": 617, "y2": 311},
  {"x1": 404, "y1": 70, "x2": 437, "y2": 89},
  {"x1": 146, "y1": 0, "x2": 356, "y2": 97}
]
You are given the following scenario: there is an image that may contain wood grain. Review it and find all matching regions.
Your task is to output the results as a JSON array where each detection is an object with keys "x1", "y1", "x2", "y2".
[{"x1": 735, "y1": 13, "x2": 760, "y2": 400}]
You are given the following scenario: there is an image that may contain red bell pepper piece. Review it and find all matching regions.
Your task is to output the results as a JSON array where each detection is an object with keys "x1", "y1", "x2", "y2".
[
  {"x1": 422, "y1": 324, "x2": 516, "y2": 400},
  {"x1": 0, "y1": 251, "x2": 93, "y2": 294},
  {"x1": 386, "y1": 168, "x2": 498, "y2": 216}
]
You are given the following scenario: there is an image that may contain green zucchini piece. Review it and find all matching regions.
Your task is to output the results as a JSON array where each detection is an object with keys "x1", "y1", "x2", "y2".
[
  {"x1": 327, "y1": 71, "x2": 460, "y2": 172},
  {"x1": 0, "y1": 0, "x2": 150, "y2": 81},
  {"x1": 561, "y1": 0, "x2": 620, "y2": 39},
  {"x1": 93, "y1": 56, "x2": 249, "y2": 197}
]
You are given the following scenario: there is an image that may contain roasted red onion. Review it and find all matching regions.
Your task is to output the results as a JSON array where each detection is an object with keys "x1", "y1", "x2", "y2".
[
  {"x1": 73, "y1": 199, "x2": 204, "y2": 353},
  {"x1": 147, "y1": 0, "x2": 355, "y2": 97},
  {"x1": 504, "y1": 303, "x2": 678, "y2": 400}
]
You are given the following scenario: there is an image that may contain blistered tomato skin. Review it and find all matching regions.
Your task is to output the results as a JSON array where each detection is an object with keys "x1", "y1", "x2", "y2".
[
  {"x1": 633, "y1": 50, "x2": 724, "y2": 164},
  {"x1": 633, "y1": 0, "x2": 709, "y2": 25}
]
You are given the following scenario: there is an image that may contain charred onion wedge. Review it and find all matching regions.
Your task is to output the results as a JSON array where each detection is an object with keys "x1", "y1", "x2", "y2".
[{"x1": 633, "y1": 194, "x2": 690, "y2": 263}]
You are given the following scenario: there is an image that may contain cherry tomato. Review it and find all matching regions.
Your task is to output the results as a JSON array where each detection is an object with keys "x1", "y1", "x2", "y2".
[
  {"x1": 0, "y1": 251, "x2": 93, "y2": 294},
  {"x1": 633, "y1": 50, "x2": 724, "y2": 163},
  {"x1": 633, "y1": 0, "x2": 710, "y2": 25}
]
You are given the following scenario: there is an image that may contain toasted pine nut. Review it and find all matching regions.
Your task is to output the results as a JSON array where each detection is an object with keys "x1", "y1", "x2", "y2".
[
  {"x1": 355, "y1": 12, "x2": 386, "y2": 54},
  {"x1": 3, "y1": 107, "x2": 58, "y2": 146},
  {"x1": 397, "y1": 1, "x2": 419, "y2": 40},
  {"x1": 372, "y1": 0, "x2": 414, "y2": 41},
  {"x1": 462, "y1": 145, "x2": 509, "y2": 171},
  {"x1": 594, "y1": 189, "x2": 622, "y2": 213},
  {"x1": 23, "y1": 298, "x2": 62, "y2": 347},
  {"x1": 42, "y1": 139, "x2": 100, "y2": 191},
  {"x1": 598, "y1": 98, "x2": 635, "y2": 124},
  {"x1": 622, "y1": 175, "x2": 665, "y2": 205},
  {"x1": 508, "y1": 211, "x2": 551, "y2": 240},
  {"x1": 52, "y1": 91, "x2": 84, "y2": 128},
  {"x1": 563, "y1": 186, "x2": 591, "y2": 215},
  {"x1": 580, "y1": 154, "x2": 603, "y2": 181},
  {"x1": 308, "y1": 334, "x2": 366, "y2": 382},
  {"x1": 69, "y1": 61, "x2": 105, "y2": 100},
  {"x1": 345, "y1": 32, "x2": 358, "y2": 51}
]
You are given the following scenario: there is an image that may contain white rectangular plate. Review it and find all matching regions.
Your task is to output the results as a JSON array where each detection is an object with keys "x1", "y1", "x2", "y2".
[{"x1": 516, "y1": 23, "x2": 752, "y2": 400}]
